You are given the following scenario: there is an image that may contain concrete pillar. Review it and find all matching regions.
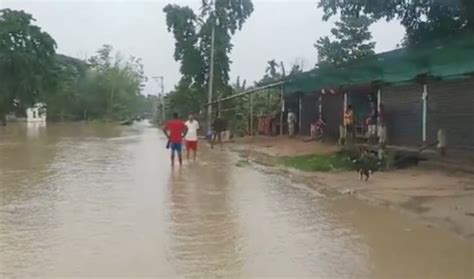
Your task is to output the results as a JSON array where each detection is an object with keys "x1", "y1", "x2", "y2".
[
  {"x1": 377, "y1": 88, "x2": 382, "y2": 124},
  {"x1": 318, "y1": 94, "x2": 323, "y2": 120},
  {"x1": 298, "y1": 95, "x2": 302, "y2": 134},
  {"x1": 378, "y1": 125, "x2": 387, "y2": 144},
  {"x1": 422, "y1": 84, "x2": 428, "y2": 144},
  {"x1": 339, "y1": 125, "x2": 346, "y2": 145},
  {"x1": 437, "y1": 129, "x2": 447, "y2": 156},
  {"x1": 377, "y1": 88, "x2": 386, "y2": 156},
  {"x1": 343, "y1": 92, "x2": 348, "y2": 110},
  {"x1": 338, "y1": 93, "x2": 346, "y2": 145}
]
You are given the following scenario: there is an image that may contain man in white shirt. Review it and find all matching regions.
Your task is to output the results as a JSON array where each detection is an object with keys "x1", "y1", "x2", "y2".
[{"x1": 185, "y1": 113, "x2": 200, "y2": 161}]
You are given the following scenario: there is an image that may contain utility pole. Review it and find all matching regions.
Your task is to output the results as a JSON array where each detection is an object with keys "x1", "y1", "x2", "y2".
[
  {"x1": 206, "y1": 0, "x2": 216, "y2": 134},
  {"x1": 152, "y1": 76, "x2": 165, "y2": 122},
  {"x1": 160, "y1": 77, "x2": 165, "y2": 121},
  {"x1": 207, "y1": 24, "x2": 215, "y2": 134}
]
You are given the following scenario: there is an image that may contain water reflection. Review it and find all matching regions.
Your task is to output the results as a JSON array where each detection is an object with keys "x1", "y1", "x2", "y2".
[
  {"x1": 167, "y1": 156, "x2": 243, "y2": 277},
  {"x1": 26, "y1": 122, "x2": 46, "y2": 139}
]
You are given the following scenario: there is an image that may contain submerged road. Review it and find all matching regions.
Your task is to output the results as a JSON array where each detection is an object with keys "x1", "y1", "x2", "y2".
[{"x1": 0, "y1": 122, "x2": 473, "y2": 278}]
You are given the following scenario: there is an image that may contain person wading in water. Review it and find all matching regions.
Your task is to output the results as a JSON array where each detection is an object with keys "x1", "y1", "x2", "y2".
[
  {"x1": 184, "y1": 112, "x2": 200, "y2": 161},
  {"x1": 211, "y1": 114, "x2": 226, "y2": 149},
  {"x1": 163, "y1": 112, "x2": 188, "y2": 167}
]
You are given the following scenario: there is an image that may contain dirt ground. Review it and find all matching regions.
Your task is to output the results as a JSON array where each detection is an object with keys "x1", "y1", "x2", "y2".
[
  {"x1": 233, "y1": 136, "x2": 474, "y2": 239},
  {"x1": 235, "y1": 136, "x2": 340, "y2": 157}
]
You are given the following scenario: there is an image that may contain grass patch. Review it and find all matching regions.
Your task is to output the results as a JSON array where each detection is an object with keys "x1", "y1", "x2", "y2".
[
  {"x1": 235, "y1": 159, "x2": 251, "y2": 167},
  {"x1": 282, "y1": 151, "x2": 355, "y2": 172}
]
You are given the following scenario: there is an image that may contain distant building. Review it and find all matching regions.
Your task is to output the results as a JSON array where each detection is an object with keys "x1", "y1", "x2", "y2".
[{"x1": 26, "y1": 103, "x2": 47, "y2": 123}]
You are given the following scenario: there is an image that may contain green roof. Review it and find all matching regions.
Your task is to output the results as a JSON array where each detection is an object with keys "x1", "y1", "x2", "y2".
[{"x1": 285, "y1": 36, "x2": 474, "y2": 93}]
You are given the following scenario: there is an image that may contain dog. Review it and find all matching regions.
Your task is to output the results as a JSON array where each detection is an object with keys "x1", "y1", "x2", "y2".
[
  {"x1": 353, "y1": 159, "x2": 372, "y2": 181},
  {"x1": 352, "y1": 148, "x2": 380, "y2": 181}
]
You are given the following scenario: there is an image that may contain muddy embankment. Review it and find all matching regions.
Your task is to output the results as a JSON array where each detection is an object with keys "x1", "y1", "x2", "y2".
[{"x1": 231, "y1": 140, "x2": 474, "y2": 240}]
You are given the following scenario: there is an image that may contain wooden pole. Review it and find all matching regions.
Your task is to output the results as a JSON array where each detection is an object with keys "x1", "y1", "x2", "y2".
[
  {"x1": 207, "y1": 25, "x2": 215, "y2": 134},
  {"x1": 280, "y1": 86, "x2": 284, "y2": 136},
  {"x1": 249, "y1": 92, "x2": 253, "y2": 136},
  {"x1": 160, "y1": 77, "x2": 165, "y2": 121},
  {"x1": 298, "y1": 94, "x2": 302, "y2": 135}
]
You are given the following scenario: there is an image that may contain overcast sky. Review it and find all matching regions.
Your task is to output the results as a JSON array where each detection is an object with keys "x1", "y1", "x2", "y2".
[{"x1": 1, "y1": 0, "x2": 405, "y2": 95}]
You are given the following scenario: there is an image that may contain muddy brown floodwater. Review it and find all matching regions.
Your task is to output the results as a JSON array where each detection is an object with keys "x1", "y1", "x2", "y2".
[{"x1": 0, "y1": 122, "x2": 473, "y2": 278}]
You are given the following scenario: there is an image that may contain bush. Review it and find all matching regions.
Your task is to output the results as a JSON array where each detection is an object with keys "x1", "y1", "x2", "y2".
[{"x1": 282, "y1": 150, "x2": 356, "y2": 172}]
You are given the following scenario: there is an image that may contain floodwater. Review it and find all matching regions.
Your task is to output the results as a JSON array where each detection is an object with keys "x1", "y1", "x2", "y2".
[{"x1": 0, "y1": 122, "x2": 472, "y2": 278}]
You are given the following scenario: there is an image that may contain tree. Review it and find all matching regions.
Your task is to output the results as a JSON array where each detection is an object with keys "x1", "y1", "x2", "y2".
[
  {"x1": 165, "y1": 84, "x2": 203, "y2": 119},
  {"x1": 163, "y1": 5, "x2": 204, "y2": 89},
  {"x1": 200, "y1": 0, "x2": 254, "y2": 97},
  {"x1": 259, "y1": 58, "x2": 304, "y2": 83},
  {"x1": 163, "y1": 0, "x2": 254, "y2": 116},
  {"x1": 84, "y1": 45, "x2": 148, "y2": 121},
  {"x1": 315, "y1": 14, "x2": 375, "y2": 67},
  {"x1": 256, "y1": 59, "x2": 284, "y2": 85},
  {"x1": 0, "y1": 10, "x2": 150, "y2": 124},
  {"x1": 317, "y1": 0, "x2": 474, "y2": 46},
  {"x1": 233, "y1": 76, "x2": 247, "y2": 92},
  {"x1": 44, "y1": 45, "x2": 149, "y2": 122},
  {"x1": 44, "y1": 55, "x2": 88, "y2": 121},
  {"x1": 265, "y1": 60, "x2": 280, "y2": 80},
  {"x1": 289, "y1": 58, "x2": 306, "y2": 76},
  {"x1": 0, "y1": 9, "x2": 57, "y2": 125}
]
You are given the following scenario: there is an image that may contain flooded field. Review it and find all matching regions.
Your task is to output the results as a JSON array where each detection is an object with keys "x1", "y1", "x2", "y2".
[{"x1": 0, "y1": 122, "x2": 473, "y2": 278}]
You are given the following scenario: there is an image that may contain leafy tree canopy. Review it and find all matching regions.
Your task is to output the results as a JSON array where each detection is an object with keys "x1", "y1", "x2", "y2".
[
  {"x1": 317, "y1": 0, "x2": 474, "y2": 46},
  {"x1": 0, "y1": 9, "x2": 57, "y2": 125},
  {"x1": 163, "y1": 0, "x2": 253, "y2": 117},
  {"x1": 315, "y1": 14, "x2": 375, "y2": 67},
  {"x1": 289, "y1": 58, "x2": 305, "y2": 76},
  {"x1": 44, "y1": 45, "x2": 149, "y2": 122}
]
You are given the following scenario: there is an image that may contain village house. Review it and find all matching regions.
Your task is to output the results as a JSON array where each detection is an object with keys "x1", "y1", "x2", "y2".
[{"x1": 281, "y1": 36, "x2": 474, "y2": 158}]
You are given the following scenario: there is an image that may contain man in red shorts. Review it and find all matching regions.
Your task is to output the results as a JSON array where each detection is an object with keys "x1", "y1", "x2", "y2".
[
  {"x1": 163, "y1": 112, "x2": 187, "y2": 167},
  {"x1": 184, "y1": 113, "x2": 200, "y2": 161}
]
